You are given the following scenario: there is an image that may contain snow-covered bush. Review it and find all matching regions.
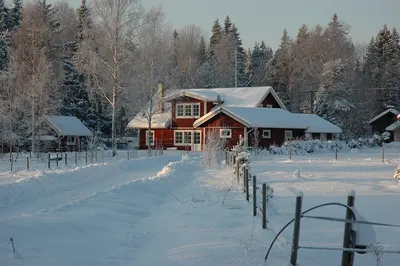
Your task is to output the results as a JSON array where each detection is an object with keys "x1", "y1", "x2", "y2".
[
  {"x1": 267, "y1": 136, "x2": 383, "y2": 155},
  {"x1": 201, "y1": 129, "x2": 226, "y2": 169}
]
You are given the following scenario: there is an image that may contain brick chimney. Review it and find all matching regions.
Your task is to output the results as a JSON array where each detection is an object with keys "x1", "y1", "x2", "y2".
[{"x1": 157, "y1": 83, "x2": 164, "y2": 113}]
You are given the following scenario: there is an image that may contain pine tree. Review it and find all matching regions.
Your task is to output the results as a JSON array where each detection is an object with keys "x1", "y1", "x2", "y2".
[
  {"x1": 296, "y1": 24, "x2": 309, "y2": 44},
  {"x1": 224, "y1": 15, "x2": 232, "y2": 34},
  {"x1": 10, "y1": 0, "x2": 22, "y2": 30},
  {"x1": 209, "y1": 18, "x2": 222, "y2": 57},
  {"x1": 197, "y1": 36, "x2": 207, "y2": 66},
  {"x1": 229, "y1": 23, "x2": 246, "y2": 87}
]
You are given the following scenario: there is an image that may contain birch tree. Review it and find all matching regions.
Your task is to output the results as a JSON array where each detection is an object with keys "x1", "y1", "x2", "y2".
[{"x1": 91, "y1": 0, "x2": 144, "y2": 157}]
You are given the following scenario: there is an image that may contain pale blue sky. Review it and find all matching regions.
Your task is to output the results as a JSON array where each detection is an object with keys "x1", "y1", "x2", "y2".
[{"x1": 48, "y1": 0, "x2": 399, "y2": 50}]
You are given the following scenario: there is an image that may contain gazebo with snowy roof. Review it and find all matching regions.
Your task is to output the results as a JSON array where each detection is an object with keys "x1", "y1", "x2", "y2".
[{"x1": 33, "y1": 115, "x2": 93, "y2": 152}]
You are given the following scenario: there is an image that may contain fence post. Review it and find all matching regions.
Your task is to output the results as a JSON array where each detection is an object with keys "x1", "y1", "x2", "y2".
[
  {"x1": 127, "y1": 149, "x2": 130, "y2": 160},
  {"x1": 75, "y1": 152, "x2": 78, "y2": 164},
  {"x1": 26, "y1": 155, "x2": 29, "y2": 170},
  {"x1": 243, "y1": 167, "x2": 247, "y2": 193},
  {"x1": 91, "y1": 150, "x2": 94, "y2": 163},
  {"x1": 246, "y1": 170, "x2": 250, "y2": 202},
  {"x1": 236, "y1": 161, "x2": 240, "y2": 183},
  {"x1": 10, "y1": 152, "x2": 14, "y2": 171},
  {"x1": 262, "y1": 183, "x2": 267, "y2": 229},
  {"x1": 56, "y1": 152, "x2": 59, "y2": 167},
  {"x1": 85, "y1": 152, "x2": 88, "y2": 164},
  {"x1": 290, "y1": 192, "x2": 303, "y2": 266},
  {"x1": 48, "y1": 152, "x2": 50, "y2": 169},
  {"x1": 253, "y1": 175, "x2": 257, "y2": 216},
  {"x1": 341, "y1": 190, "x2": 356, "y2": 266},
  {"x1": 289, "y1": 143, "x2": 292, "y2": 160},
  {"x1": 65, "y1": 153, "x2": 68, "y2": 166},
  {"x1": 335, "y1": 147, "x2": 338, "y2": 161},
  {"x1": 382, "y1": 145, "x2": 384, "y2": 163}
]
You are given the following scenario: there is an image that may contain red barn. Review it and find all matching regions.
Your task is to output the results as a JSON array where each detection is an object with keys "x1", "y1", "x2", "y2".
[{"x1": 127, "y1": 85, "x2": 342, "y2": 151}]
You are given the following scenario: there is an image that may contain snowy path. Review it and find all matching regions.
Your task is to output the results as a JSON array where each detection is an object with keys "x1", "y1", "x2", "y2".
[
  {"x1": 0, "y1": 155, "x2": 182, "y2": 218},
  {"x1": 1, "y1": 154, "x2": 192, "y2": 265}
]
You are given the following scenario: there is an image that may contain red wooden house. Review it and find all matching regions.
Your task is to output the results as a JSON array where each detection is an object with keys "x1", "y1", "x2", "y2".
[{"x1": 127, "y1": 86, "x2": 342, "y2": 151}]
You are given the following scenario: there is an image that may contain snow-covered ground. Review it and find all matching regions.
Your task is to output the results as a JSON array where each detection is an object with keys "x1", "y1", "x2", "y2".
[{"x1": 1, "y1": 147, "x2": 400, "y2": 265}]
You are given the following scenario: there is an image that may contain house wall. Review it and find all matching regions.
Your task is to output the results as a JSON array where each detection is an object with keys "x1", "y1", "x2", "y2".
[
  {"x1": 393, "y1": 129, "x2": 400, "y2": 142},
  {"x1": 171, "y1": 96, "x2": 208, "y2": 128},
  {"x1": 198, "y1": 113, "x2": 246, "y2": 148},
  {"x1": 260, "y1": 93, "x2": 281, "y2": 108},
  {"x1": 138, "y1": 128, "x2": 175, "y2": 149},
  {"x1": 248, "y1": 128, "x2": 305, "y2": 148}
]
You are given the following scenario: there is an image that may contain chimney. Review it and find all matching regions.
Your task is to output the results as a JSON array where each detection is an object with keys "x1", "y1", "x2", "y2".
[{"x1": 157, "y1": 83, "x2": 164, "y2": 113}]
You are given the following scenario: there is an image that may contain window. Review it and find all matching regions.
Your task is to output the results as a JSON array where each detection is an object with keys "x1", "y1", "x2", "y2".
[
  {"x1": 266, "y1": 104, "x2": 273, "y2": 108},
  {"x1": 177, "y1": 105, "x2": 184, "y2": 117},
  {"x1": 176, "y1": 103, "x2": 201, "y2": 118},
  {"x1": 194, "y1": 131, "x2": 201, "y2": 144},
  {"x1": 320, "y1": 133, "x2": 327, "y2": 141},
  {"x1": 145, "y1": 130, "x2": 155, "y2": 146},
  {"x1": 285, "y1": 130, "x2": 293, "y2": 140},
  {"x1": 305, "y1": 132, "x2": 311, "y2": 139},
  {"x1": 193, "y1": 104, "x2": 200, "y2": 117},
  {"x1": 262, "y1": 130, "x2": 271, "y2": 139},
  {"x1": 185, "y1": 105, "x2": 192, "y2": 117},
  {"x1": 174, "y1": 131, "x2": 183, "y2": 145},
  {"x1": 220, "y1": 129, "x2": 232, "y2": 138},
  {"x1": 67, "y1": 136, "x2": 75, "y2": 145},
  {"x1": 184, "y1": 131, "x2": 192, "y2": 144}
]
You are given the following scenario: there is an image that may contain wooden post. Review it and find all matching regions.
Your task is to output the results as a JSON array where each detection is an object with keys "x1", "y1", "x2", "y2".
[
  {"x1": 236, "y1": 161, "x2": 240, "y2": 183},
  {"x1": 127, "y1": 149, "x2": 130, "y2": 160},
  {"x1": 10, "y1": 152, "x2": 14, "y2": 171},
  {"x1": 335, "y1": 147, "x2": 338, "y2": 161},
  {"x1": 26, "y1": 155, "x2": 29, "y2": 170},
  {"x1": 85, "y1": 152, "x2": 88, "y2": 164},
  {"x1": 48, "y1": 152, "x2": 50, "y2": 169},
  {"x1": 65, "y1": 153, "x2": 67, "y2": 165},
  {"x1": 290, "y1": 192, "x2": 303, "y2": 266},
  {"x1": 246, "y1": 170, "x2": 250, "y2": 202},
  {"x1": 253, "y1": 175, "x2": 257, "y2": 216},
  {"x1": 289, "y1": 143, "x2": 292, "y2": 160},
  {"x1": 75, "y1": 152, "x2": 78, "y2": 164},
  {"x1": 382, "y1": 145, "x2": 384, "y2": 163},
  {"x1": 341, "y1": 190, "x2": 356, "y2": 266},
  {"x1": 91, "y1": 150, "x2": 94, "y2": 163},
  {"x1": 262, "y1": 183, "x2": 267, "y2": 229},
  {"x1": 56, "y1": 152, "x2": 59, "y2": 167},
  {"x1": 243, "y1": 167, "x2": 247, "y2": 193}
]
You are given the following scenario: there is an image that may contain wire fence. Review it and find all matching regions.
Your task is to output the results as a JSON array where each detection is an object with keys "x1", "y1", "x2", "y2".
[{"x1": 0, "y1": 148, "x2": 150, "y2": 172}]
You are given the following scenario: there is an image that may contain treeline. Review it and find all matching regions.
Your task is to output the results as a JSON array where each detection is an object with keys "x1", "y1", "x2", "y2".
[{"x1": 0, "y1": 0, "x2": 399, "y2": 153}]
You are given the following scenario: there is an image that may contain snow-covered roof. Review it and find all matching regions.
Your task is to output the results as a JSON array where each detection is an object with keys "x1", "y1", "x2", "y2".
[
  {"x1": 386, "y1": 121, "x2": 400, "y2": 131},
  {"x1": 194, "y1": 107, "x2": 308, "y2": 129},
  {"x1": 369, "y1": 108, "x2": 399, "y2": 124},
  {"x1": 165, "y1": 86, "x2": 287, "y2": 109},
  {"x1": 45, "y1": 116, "x2": 93, "y2": 137},
  {"x1": 294, "y1": 114, "x2": 343, "y2": 134},
  {"x1": 127, "y1": 102, "x2": 172, "y2": 129}
]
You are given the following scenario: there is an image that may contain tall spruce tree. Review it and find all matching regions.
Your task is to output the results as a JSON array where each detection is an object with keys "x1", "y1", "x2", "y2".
[{"x1": 209, "y1": 18, "x2": 222, "y2": 57}]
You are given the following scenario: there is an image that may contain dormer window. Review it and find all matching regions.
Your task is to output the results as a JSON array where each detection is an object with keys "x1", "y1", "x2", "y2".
[{"x1": 176, "y1": 103, "x2": 201, "y2": 118}]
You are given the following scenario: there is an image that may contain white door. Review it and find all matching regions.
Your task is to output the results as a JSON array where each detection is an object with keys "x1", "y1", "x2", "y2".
[{"x1": 192, "y1": 130, "x2": 202, "y2": 151}]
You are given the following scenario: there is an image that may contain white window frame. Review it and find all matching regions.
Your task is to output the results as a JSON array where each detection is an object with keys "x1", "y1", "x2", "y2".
[
  {"x1": 174, "y1": 130, "x2": 196, "y2": 146},
  {"x1": 220, "y1": 128, "x2": 232, "y2": 139},
  {"x1": 67, "y1": 136, "x2": 75, "y2": 145},
  {"x1": 285, "y1": 130, "x2": 293, "y2": 140},
  {"x1": 145, "y1": 130, "x2": 155, "y2": 146},
  {"x1": 266, "y1": 104, "x2": 273, "y2": 108},
  {"x1": 262, "y1": 129, "x2": 271, "y2": 139},
  {"x1": 193, "y1": 131, "x2": 201, "y2": 144},
  {"x1": 176, "y1": 103, "x2": 201, "y2": 118}
]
